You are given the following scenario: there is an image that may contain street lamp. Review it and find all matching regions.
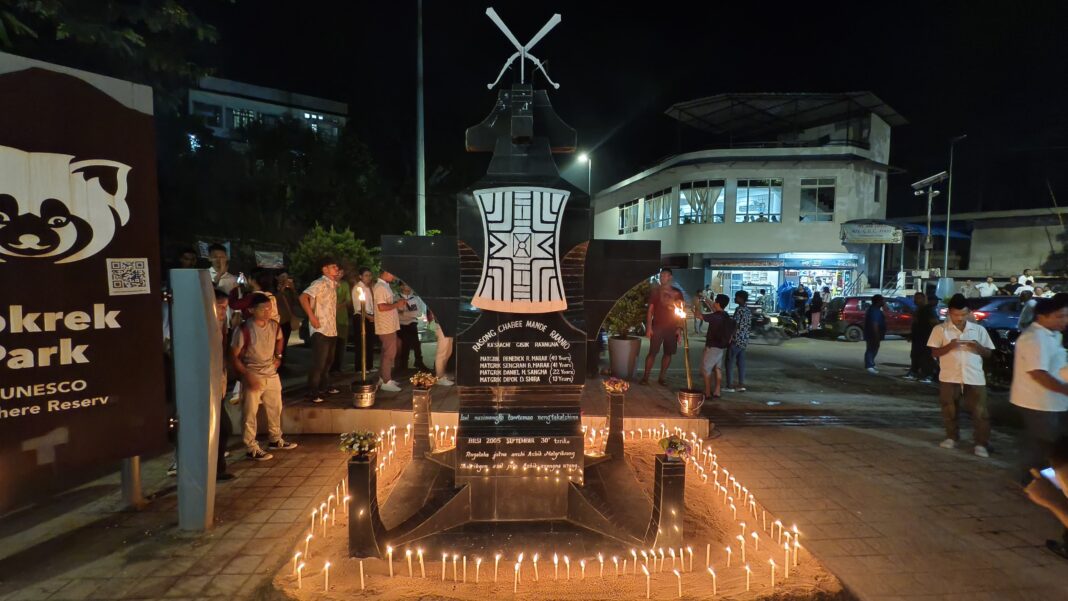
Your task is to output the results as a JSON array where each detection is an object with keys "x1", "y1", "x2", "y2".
[
  {"x1": 578, "y1": 152, "x2": 592, "y2": 196},
  {"x1": 943, "y1": 134, "x2": 967, "y2": 278},
  {"x1": 911, "y1": 171, "x2": 948, "y2": 294}
]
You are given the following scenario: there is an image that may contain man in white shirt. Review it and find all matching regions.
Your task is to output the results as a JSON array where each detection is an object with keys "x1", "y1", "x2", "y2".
[
  {"x1": 351, "y1": 267, "x2": 377, "y2": 379},
  {"x1": 929, "y1": 294, "x2": 995, "y2": 457},
  {"x1": 1016, "y1": 280, "x2": 1035, "y2": 296},
  {"x1": 208, "y1": 243, "x2": 239, "y2": 294},
  {"x1": 1011, "y1": 297, "x2": 1068, "y2": 482},
  {"x1": 299, "y1": 256, "x2": 341, "y2": 403},
  {"x1": 374, "y1": 270, "x2": 407, "y2": 392},
  {"x1": 1019, "y1": 269, "x2": 1034, "y2": 286},
  {"x1": 976, "y1": 276, "x2": 999, "y2": 297}
]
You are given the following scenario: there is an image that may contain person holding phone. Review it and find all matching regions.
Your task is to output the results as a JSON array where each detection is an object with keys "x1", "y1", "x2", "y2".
[
  {"x1": 928, "y1": 293, "x2": 995, "y2": 457},
  {"x1": 1024, "y1": 436, "x2": 1068, "y2": 559}
]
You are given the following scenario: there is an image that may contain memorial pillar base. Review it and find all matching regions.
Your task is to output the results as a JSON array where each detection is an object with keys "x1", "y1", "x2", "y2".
[
  {"x1": 605, "y1": 393, "x2": 625, "y2": 459},
  {"x1": 348, "y1": 451, "x2": 388, "y2": 558},
  {"x1": 412, "y1": 388, "x2": 432, "y2": 457},
  {"x1": 645, "y1": 454, "x2": 685, "y2": 549}
]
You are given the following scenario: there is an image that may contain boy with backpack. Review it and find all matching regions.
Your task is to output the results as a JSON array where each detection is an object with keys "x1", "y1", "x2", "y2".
[{"x1": 699, "y1": 294, "x2": 736, "y2": 399}]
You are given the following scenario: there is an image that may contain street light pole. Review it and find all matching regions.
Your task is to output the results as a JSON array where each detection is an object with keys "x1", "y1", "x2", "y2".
[
  {"x1": 578, "y1": 152, "x2": 592, "y2": 196},
  {"x1": 943, "y1": 134, "x2": 967, "y2": 278},
  {"x1": 415, "y1": 0, "x2": 427, "y2": 235}
]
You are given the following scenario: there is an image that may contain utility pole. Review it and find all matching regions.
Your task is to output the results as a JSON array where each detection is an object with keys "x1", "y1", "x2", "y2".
[
  {"x1": 415, "y1": 0, "x2": 427, "y2": 235},
  {"x1": 943, "y1": 134, "x2": 967, "y2": 278}
]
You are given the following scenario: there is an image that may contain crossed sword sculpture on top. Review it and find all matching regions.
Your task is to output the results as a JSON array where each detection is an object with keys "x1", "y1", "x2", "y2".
[{"x1": 485, "y1": 7, "x2": 562, "y2": 90}]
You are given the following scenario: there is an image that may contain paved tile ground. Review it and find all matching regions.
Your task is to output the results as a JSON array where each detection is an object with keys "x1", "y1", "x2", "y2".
[
  {"x1": 710, "y1": 426, "x2": 1068, "y2": 601},
  {"x1": 0, "y1": 436, "x2": 347, "y2": 601}
]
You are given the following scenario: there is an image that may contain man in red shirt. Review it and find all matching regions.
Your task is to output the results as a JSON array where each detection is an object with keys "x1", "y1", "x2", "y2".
[{"x1": 639, "y1": 268, "x2": 685, "y2": 386}]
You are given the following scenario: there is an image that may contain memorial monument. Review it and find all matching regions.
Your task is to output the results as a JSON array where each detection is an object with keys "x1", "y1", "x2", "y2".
[{"x1": 351, "y1": 8, "x2": 662, "y2": 555}]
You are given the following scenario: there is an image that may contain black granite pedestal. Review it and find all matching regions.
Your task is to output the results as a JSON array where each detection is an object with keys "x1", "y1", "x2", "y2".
[
  {"x1": 644, "y1": 454, "x2": 685, "y2": 549},
  {"x1": 412, "y1": 388, "x2": 432, "y2": 457},
  {"x1": 605, "y1": 392, "x2": 625, "y2": 459},
  {"x1": 348, "y1": 451, "x2": 388, "y2": 558}
]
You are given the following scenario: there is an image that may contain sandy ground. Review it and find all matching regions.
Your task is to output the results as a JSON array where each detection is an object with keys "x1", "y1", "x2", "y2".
[{"x1": 274, "y1": 439, "x2": 844, "y2": 600}]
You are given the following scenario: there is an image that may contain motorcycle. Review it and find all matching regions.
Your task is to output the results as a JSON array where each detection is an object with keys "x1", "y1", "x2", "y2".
[
  {"x1": 749, "y1": 305, "x2": 788, "y2": 345},
  {"x1": 985, "y1": 327, "x2": 1018, "y2": 390}
]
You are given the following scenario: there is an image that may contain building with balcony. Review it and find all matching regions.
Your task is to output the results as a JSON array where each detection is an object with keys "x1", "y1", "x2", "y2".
[
  {"x1": 593, "y1": 92, "x2": 906, "y2": 306},
  {"x1": 187, "y1": 76, "x2": 347, "y2": 144}
]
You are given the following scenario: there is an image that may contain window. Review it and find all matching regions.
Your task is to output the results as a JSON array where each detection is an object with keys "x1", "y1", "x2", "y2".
[
  {"x1": 874, "y1": 174, "x2": 882, "y2": 203},
  {"x1": 735, "y1": 179, "x2": 783, "y2": 223},
  {"x1": 618, "y1": 200, "x2": 639, "y2": 234},
  {"x1": 679, "y1": 180, "x2": 726, "y2": 224},
  {"x1": 192, "y1": 102, "x2": 221, "y2": 127},
  {"x1": 230, "y1": 108, "x2": 260, "y2": 130},
  {"x1": 800, "y1": 178, "x2": 836, "y2": 222},
  {"x1": 643, "y1": 188, "x2": 673, "y2": 230}
]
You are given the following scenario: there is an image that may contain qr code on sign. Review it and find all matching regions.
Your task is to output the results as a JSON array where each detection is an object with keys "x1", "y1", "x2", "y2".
[{"x1": 107, "y1": 258, "x2": 151, "y2": 296}]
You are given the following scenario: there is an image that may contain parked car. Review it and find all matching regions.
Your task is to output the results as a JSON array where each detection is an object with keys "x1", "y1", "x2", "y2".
[
  {"x1": 936, "y1": 296, "x2": 1022, "y2": 331},
  {"x1": 824, "y1": 296, "x2": 914, "y2": 342}
]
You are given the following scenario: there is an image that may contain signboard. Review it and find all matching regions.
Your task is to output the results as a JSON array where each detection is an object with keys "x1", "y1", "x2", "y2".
[
  {"x1": 0, "y1": 57, "x2": 166, "y2": 511},
  {"x1": 841, "y1": 222, "x2": 903, "y2": 244}
]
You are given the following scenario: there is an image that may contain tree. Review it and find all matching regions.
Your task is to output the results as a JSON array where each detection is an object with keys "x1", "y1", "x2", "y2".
[{"x1": 290, "y1": 224, "x2": 379, "y2": 284}]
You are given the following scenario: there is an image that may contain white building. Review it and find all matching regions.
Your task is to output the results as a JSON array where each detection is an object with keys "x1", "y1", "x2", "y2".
[
  {"x1": 187, "y1": 76, "x2": 347, "y2": 143},
  {"x1": 592, "y1": 92, "x2": 906, "y2": 305}
]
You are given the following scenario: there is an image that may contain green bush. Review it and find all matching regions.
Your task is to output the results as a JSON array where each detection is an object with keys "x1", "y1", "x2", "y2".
[
  {"x1": 604, "y1": 280, "x2": 652, "y2": 338},
  {"x1": 290, "y1": 224, "x2": 379, "y2": 283}
]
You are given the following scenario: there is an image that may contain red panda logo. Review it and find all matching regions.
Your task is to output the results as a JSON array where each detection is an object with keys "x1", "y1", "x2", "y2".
[{"x1": 0, "y1": 144, "x2": 131, "y2": 264}]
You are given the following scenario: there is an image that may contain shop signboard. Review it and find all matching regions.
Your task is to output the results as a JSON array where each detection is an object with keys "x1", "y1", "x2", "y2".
[{"x1": 841, "y1": 222, "x2": 902, "y2": 244}]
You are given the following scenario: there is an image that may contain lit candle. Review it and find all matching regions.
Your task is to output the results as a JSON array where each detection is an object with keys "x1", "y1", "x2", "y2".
[
  {"x1": 673, "y1": 569, "x2": 682, "y2": 598},
  {"x1": 564, "y1": 555, "x2": 571, "y2": 580},
  {"x1": 293, "y1": 552, "x2": 302, "y2": 575},
  {"x1": 304, "y1": 534, "x2": 312, "y2": 560},
  {"x1": 740, "y1": 521, "x2": 747, "y2": 538},
  {"x1": 751, "y1": 531, "x2": 759, "y2": 551},
  {"x1": 343, "y1": 495, "x2": 350, "y2": 513},
  {"x1": 737, "y1": 535, "x2": 746, "y2": 564},
  {"x1": 476, "y1": 556, "x2": 482, "y2": 583},
  {"x1": 598, "y1": 553, "x2": 604, "y2": 578},
  {"x1": 360, "y1": 560, "x2": 365, "y2": 590},
  {"x1": 418, "y1": 548, "x2": 425, "y2": 578},
  {"x1": 784, "y1": 544, "x2": 790, "y2": 578},
  {"x1": 452, "y1": 554, "x2": 458, "y2": 582},
  {"x1": 553, "y1": 553, "x2": 559, "y2": 580},
  {"x1": 658, "y1": 548, "x2": 665, "y2": 572},
  {"x1": 726, "y1": 546, "x2": 732, "y2": 568},
  {"x1": 730, "y1": 502, "x2": 737, "y2": 520},
  {"x1": 678, "y1": 548, "x2": 683, "y2": 570},
  {"x1": 769, "y1": 559, "x2": 776, "y2": 588},
  {"x1": 406, "y1": 549, "x2": 413, "y2": 578},
  {"x1": 580, "y1": 559, "x2": 586, "y2": 580},
  {"x1": 320, "y1": 503, "x2": 327, "y2": 535},
  {"x1": 642, "y1": 565, "x2": 651, "y2": 599},
  {"x1": 496, "y1": 553, "x2": 502, "y2": 582},
  {"x1": 623, "y1": 559, "x2": 628, "y2": 576},
  {"x1": 463, "y1": 556, "x2": 467, "y2": 583},
  {"x1": 323, "y1": 561, "x2": 331, "y2": 591},
  {"x1": 687, "y1": 546, "x2": 693, "y2": 572},
  {"x1": 297, "y1": 562, "x2": 305, "y2": 589},
  {"x1": 513, "y1": 562, "x2": 520, "y2": 593},
  {"x1": 670, "y1": 547, "x2": 676, "y2": 570},
  {"x1": 705, "y1": 543, "x2": 710, "y2": 568},
  {"x1": 311, "y1": 509, "x2": 317, "y2": 532},
  {"x1": 745, "y1": 564, "x2": 751, "y2": 591},
  {"x1": 762, "y1": 509, "x2": 767, "y2": 532},
  {"x1": 794, "y1": 537, "x2": 800, "y2": 567},
  {"x1": 641, "y1": 550, "x2": 648, "y2": 572},
  {"x1": 613, "y1": 556, "x2": 619, "y2": 576},
  {"x1": 517, "y1": 553, "x2": 524, "y2": 584},
  {"x1": 533, "y1": 553, "x2": 540, "y2": 581},
  {"x1": 707, "y1": 567, "x2": 717, "y2": 597},
  {"x1": 387, "y1": 546, "x2": 394, "y2": 578},
  {"x1": 441, "y1": 553, "x2": 447, "y2": 581},
  {"x1": 331, "y1": 507, "x2": 336, "y2": 526},
  {"x1": 328, "y1": 494, "x2": 335, "y2": 511},
  {"x1": 775, "y1": 520, "x2": 783, "y2": 543}
]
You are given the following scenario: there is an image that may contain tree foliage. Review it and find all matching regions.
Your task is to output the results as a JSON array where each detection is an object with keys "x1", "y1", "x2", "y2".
[
  {"x1": 290, "y1": 224, "x2": 379, "y2": 283},
  {"x1": 604, "y1": 280, "x2": 652, "y2": 337}
]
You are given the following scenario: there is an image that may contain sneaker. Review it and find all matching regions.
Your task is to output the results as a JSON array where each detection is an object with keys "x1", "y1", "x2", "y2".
[
  {"x1": 268, "y1": 439, "x2": 299, "y2": 450},
  {"x1": 736, "y1": 387, "x2": 747, "y2": 392},
  {"x1": 167, "y1": 462, "x2": 177, "y2": 477},
  {"x1": 920, "y1": 377, "x2": 934, "y2": 384},
  {"x1": 380, "y1": 379, "x2": 401, "y2": 393},
  {"x1": 903, "y1": 373, "x2": 917, "y2": 381},
  {"x1": 326, "y1": 387, "x2": 341, "y2": 395},
  {"x1": 305, "y1": 394, "x2": 324, "y2": 404},
  {"x1": 974, "y1": 445, "x2": 989, "y2": 458},
  {"x1": 217, "y1": 472, "x2": 238, "y2": 482},
  {"x1": 437, "y1": 377, "x2": 455, "y2": 386},
  {"x1": 246, "y1": 448, "x2": 274, "y2": 461},
  {"x1": 723, "y1": 388, "x2": 737, "y2": 393},
  {"x1": 866, "y1": 367, "x2": 879, "y2": 375},
  {"x1": 939, "y1": 438, "x2": 956, "y2": 449}
]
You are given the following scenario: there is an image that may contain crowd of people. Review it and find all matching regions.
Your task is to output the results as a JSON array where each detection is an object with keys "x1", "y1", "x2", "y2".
[{"x1": 168, "y1": 245, "x2": 454, "y2": 469}]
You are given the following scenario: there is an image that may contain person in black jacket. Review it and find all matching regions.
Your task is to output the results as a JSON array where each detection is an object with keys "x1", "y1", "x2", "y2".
[
  {"x1": 906, "y1": 292, "x2": 939, "y2": 383},
  {"x1": 865, "y1": 295, "x2": 887, "y2": 374}
]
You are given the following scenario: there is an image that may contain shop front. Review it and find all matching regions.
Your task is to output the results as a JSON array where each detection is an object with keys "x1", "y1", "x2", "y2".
[{"x1": 704, "y1": 253, "x2": 860, "y2": 311}]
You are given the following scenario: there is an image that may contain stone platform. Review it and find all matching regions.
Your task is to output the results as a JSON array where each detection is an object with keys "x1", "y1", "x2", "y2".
[{"x1": 273, "y1": 379, "x2": 711, "y2": 439}]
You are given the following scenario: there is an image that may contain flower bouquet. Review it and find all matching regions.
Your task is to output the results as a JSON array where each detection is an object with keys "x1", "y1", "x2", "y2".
[
  {"x1": 603, "y1": 377, "x2": 630, "y2": 394},
  {"x1": 658, "y1": 435, "x2": 693, "y2": 462},
  {"x1": 410, "y1": 371, "x2": 438, "y2": 389},
  {"x1": 339, "y1": 430, "x2": 380, "y2": 459}
]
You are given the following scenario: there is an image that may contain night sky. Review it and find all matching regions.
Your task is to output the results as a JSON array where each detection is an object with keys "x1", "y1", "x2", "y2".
[{"x1": 193, "y1": 0, "x2": 1068, "y2": 219}]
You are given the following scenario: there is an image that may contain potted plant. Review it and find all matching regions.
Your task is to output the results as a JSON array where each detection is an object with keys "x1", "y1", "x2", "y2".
[
  {"x1": 339, "y1": 430, "x2": 380, "y2": 462},
  {"x1": 604, "y1": 280, "x2": 652, "y2": 379},
  {"x1": 658, "y1": 434, "x2": 693, "y2": 462}
]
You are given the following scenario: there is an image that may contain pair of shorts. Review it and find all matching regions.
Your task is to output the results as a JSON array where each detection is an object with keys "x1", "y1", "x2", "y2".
[
  {"x1": 649, "y1": 327, "x2": 679, "y2": 356},
  {"x1": 701, "y1": 346, "x2": 725, "y2": 375}
]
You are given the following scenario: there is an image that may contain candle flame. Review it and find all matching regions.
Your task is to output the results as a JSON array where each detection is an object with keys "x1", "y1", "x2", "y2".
[
  {"x1": 358, "y1": 287, "x2": 366, "y2": 302},
  {"x1": 673, "y1": 303, "x2": 686, "y2": 319}
]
